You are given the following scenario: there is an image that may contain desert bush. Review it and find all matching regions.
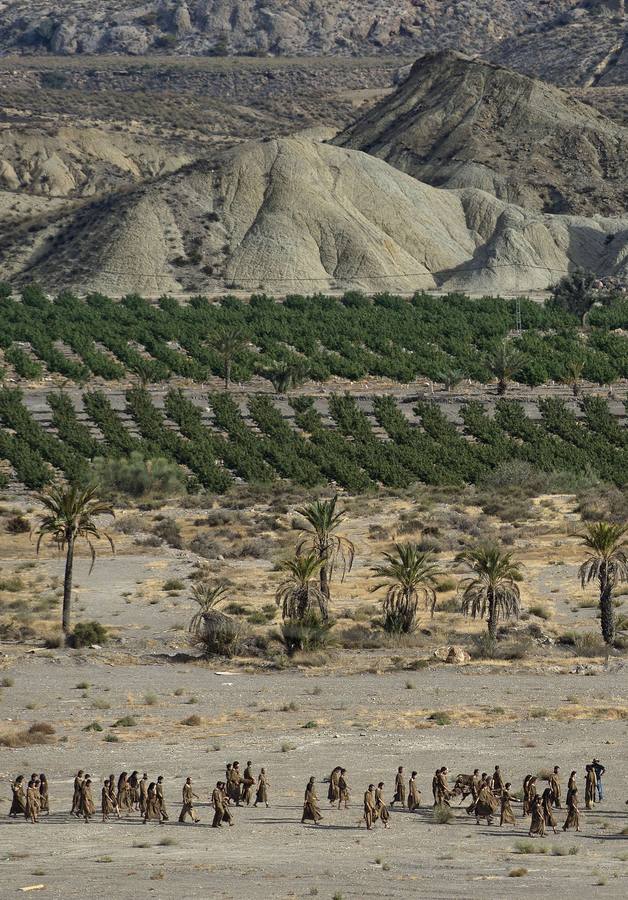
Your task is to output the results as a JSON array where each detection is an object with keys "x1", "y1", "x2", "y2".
[
  {"x1": 163, "y1": 578, "x2": 184, "y2": 592},
  {"x1": 113, "y1": 716, "x2": 137, "y2": 728},
  {"x1": 577, "y1": 486, "x2": 628, "y2": 523},
  {"x1": 69, "y1": 621, "x2": 108, "y2": 648},
  {"x1": 279, "y1": 612, "x2": 334, "y2": 655},
  {"x1": 470, "y1": 632, "x2": 498, "y2": 659},
  {"x1": 433, "y1": 804, "x2": 453, "y2": 824},
  {"x1": 558, "y1": 630, "x2": 607, "y2": 656},
  {"x1": 5, "y1": 515, "x2": 29, "y2": 534},
  {"x1": 339, "y1": 624, "x2": 387, "y2": 650},
  {"x1": 0, "y1": 722, "x2": 55, "y2": 747},
  {"x1": 0, "y1": 576, "x2": 24, "y2": 592},
  {"x1": 152, "y1": 518, "x2": 183, "y2": 549},
  {"x1": 91, "y1": 453, "x2": 186, "y2": 498},
  {"x1": 529, "y1": 603, "x2": 551, "y2": 620},
  {"x1": 428, "y1": 711, "x2": 451, "y2": 726},
  {"x1": 180, "y1": 714, "x2": 201, "y2": 726}
]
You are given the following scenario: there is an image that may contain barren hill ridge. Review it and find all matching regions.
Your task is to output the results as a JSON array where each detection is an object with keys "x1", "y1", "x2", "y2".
[
  {"x1": 1, "y1": 135, "x2": 625, "y2": 297},
  {"x1": 334, "y1": 50, "x2": 628, "y2": 217}
]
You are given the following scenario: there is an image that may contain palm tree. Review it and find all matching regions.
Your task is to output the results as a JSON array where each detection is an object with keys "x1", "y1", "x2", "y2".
[
  {"x1": 209, "y1": 327, "x2": 247, "y2": 390},
  {"x1": 296, "y1": 496, "x2": 354, "y2": 605},
  {"x1": 189, "y1": 581, "x2": 229, "y2": 634},
  {"x1": 456, "y1": 544, "x2": 522, "y2": 639},
  {"x1": 489, "y1": 340, "x2": 522, "y2": 395},
  {"x1": 188, "y1": 580, "x2": 239, "y2": 656},
  {"x1": 34, "y1": 483, "x2": 114, "y2": 644},
  {"x1": 275, "y1": 552, "x2": 327, "y2": 621},
  {"x1": 370, "y1": 543, "x2": 442, "y2": 634},
  {"x1": 578, "y1": 522, "x2": 628, "y2": 646},
  {"x1": 561, "y1": 359, "x2": 585, "y2": 398}
]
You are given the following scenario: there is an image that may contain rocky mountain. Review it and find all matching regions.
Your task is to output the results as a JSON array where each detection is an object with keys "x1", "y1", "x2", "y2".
[
  {"x1": 1, "y1": 135, "x2": 625, "y2": 296},
  {"x1": 490, "y1": 0, "x2": 626, "y2": 88},
  {"x1": 0, "y1": 1, "x2": 580, "y2": 57},
  {"x1": 334, "y1": 50, "x2": 628, "y2": 217}
]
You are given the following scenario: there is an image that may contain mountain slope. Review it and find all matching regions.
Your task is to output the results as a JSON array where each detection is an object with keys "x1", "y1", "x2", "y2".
[
  {"x1": 489, "y1": 0, "x2": 626, "y2": 88},
  {"x1": 334, "y1": 50, "x2": 628, "y2": 217},
  {"x1": 0, "y1": 122, "x2": 193, "y2": 197},
  {"x1": 0, "y1": 136, "x2": 624, "y2": 296},
  {"x1": 0, "y1": 1, "x2": 580, "y2": 57}
]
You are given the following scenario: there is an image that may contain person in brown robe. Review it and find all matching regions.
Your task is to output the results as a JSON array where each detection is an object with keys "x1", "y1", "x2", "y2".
[
  {"x1": 492, "y1": 766, "x2": 504, "y2": 797},
  {"x1": 9, "y1": 775, "x2": 26, "y2": 817},
  {"x1": 144, "y1": 783, "x2": 162, "y2": 824},
  {"x1": 408, "y1": 771, "x2": 421, "y2": 812},
  {"x1": 242, "y1": 762, "x2": 255, "y2": 806},
  {"x1": 391, "y1": 766, "x2": 406, "y2": 808},
  {"x1": 541, "y1": 787, "x2": 557, "y2": 833},
  {"x1": 436, "y1": 767, "x2": 452, "y2": 806},
  {"x1": 139, "y1": 773, "x2": 149, "y2": 817},
  {"x1": 375, "y1": 783, "x2": 390, "y2": 828},
  {"x1": 500, "y1": 783, "x2": 517, "y2": 826},
  {"x1": 107, "y1": 777, "x2": 120, "y2": 818},
  {"x1": 338, "y1": 768, "x2": 350, "y2": 809},
  {"x1": 522, "y1": 775, "x2": 532, "y2": 816},
  {"x1": 327, "y1": 767, "x2": 341, "y2": 805},
  {"x1": 465, "y1": 770, "x2": 481, "y2": 815},
  {"x1": 302, "y1": 777, "x2": 323, "y2": 825},
  {"x1": 432, "y1": 770, "x2": 440, "y2": 806},
  {"x1": 25, "y1": 777, "x2": 40, "y2": 823},
  {"x1": 102, "y1": 778, "x2": 117, "y2": 822},
  {"x1": 211, "y1": 782, "x2": 225, "y2": 827},
  {"x1": 79, "y1": 778, "x2": 95, "y2": 823},
  {"x1": 156, "y1": 775, "x2": 169, "y2": 821},
  {"x1": 474, "y1": 782, "x2": 498, "y2": 825},
  {"x1": 549, "y1": 766, "x2": 561, "y2": 808},
  {"x1": 567, "y1": 770, "x2": 577, "y2": 794},
  {"x1": 363, "y1": 784, "x2": 376, "y2": 829},
  {"x1": 178, "y1": 777, "x2": 200, "y2": 824},
  {"x1": 254, "y1": 768, "x2": 270, "y2": 808},
  {"x1": 525, "y1": 776, "x2": 538, "y2": 817},
  {"x1": 71, "y1": 770, "x2": 84, "y2": 817},
  {"x1": 128, "y1": 771, "x2": 140, "y2": 810},
  {"x1": 220, "y1": 783, "x2": 234, "y2": 825},
  {"x1": 585, "y1": 765, "x2": 597, "y2": 809},
  {"x1": 38, "y1": 774, "x2": 49, "y2": 815},
  {"x1": 227, "y1": 762, "x2": 242, "y2": 806},
  {"x1": 563, "y1": 785, "x2": 580, "y2": 832},
  {"x1": 528, "y1": 795, "x2": 546, "y2": 837},
  {"x1": 117, "y1": 773, "x2": 132, "y2": 813}
]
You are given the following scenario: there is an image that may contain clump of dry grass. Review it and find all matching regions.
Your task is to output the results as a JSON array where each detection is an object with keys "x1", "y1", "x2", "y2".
[
  {"x1": 0, "y1": 721, "x2": 56, "y2": 747},
  {"x1": 180, "y1": 714, "x2": 202, "y2": 726}
]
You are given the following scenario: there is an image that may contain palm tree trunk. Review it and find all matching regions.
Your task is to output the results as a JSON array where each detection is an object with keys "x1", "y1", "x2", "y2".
[
  {"x1": 319, "y1": 566, "x2": 330, "y2": 620},
  {"x1": 497, "y1": 378, "x2": 507, "y2": 396},
  {"x1": 63, "y1": 534, "x2": 75, "y2": 643},
  {"x1": 487, "y1": 589, "x2": 497, "y2": 639},
  {"x1": 224, "y1": 357, "x2": 231, "y2": 391},
  {"x1": 599, "y1": 568, "x2": 615, "y2": 646}
]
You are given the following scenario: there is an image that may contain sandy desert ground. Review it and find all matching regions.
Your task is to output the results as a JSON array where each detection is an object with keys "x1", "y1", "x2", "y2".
[{"x1": 1, "y1": 487, "x2": 628, "y2": 898}]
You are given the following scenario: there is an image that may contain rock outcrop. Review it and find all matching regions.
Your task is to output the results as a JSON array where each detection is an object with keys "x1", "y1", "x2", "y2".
[{"x1": 0, "y1": 1, "x2": 581, "y2": 57}]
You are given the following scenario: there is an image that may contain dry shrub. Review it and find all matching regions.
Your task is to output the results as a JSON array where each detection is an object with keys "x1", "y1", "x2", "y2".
[
  {"x1": 0, "y1": 722, "x2": 56, "y2": 747},
  {"x1": 180, "y1": 714, "x2": 201, "y2": 726},
  {"x1": 191, "y1": 609, "x2": 242, "y2": 658}
]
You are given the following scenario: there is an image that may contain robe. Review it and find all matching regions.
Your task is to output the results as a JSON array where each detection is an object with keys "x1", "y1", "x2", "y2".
[
  {"x1": 255, "y1": 773, "x2": 269, "y2": 806},
  {"x1": 9, "y1": 781, "x2": 26, "y2": 816}
]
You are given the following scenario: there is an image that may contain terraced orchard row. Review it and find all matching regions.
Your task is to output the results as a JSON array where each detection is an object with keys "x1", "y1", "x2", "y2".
[
  {"x1": 1, "y1": 287, "x2": 628, "y2": 386},
  {"x1": 0, "y1": 388, "x2": 626, "y2": 492}
]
